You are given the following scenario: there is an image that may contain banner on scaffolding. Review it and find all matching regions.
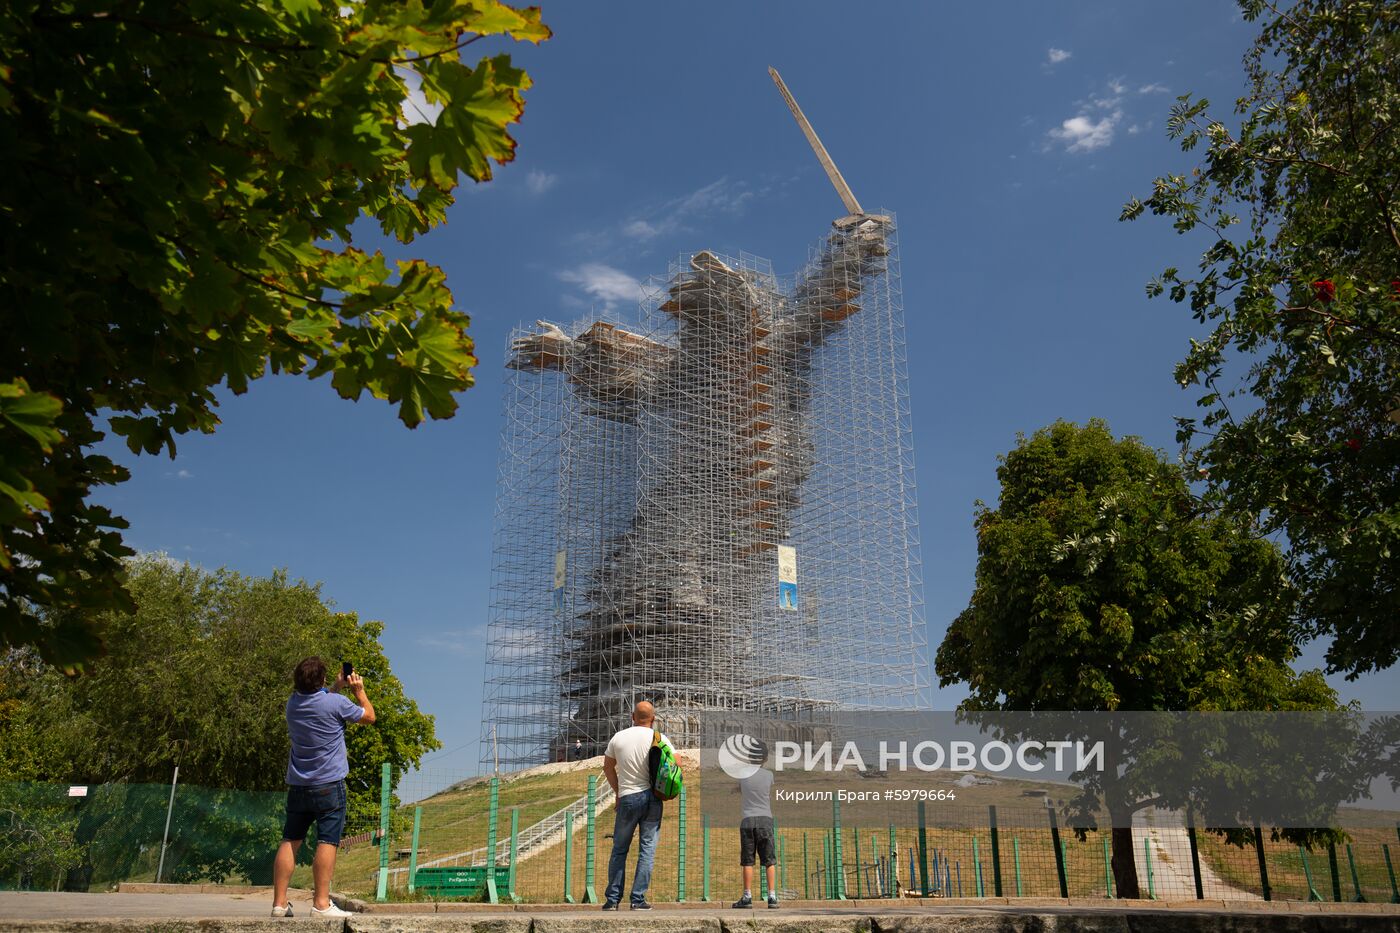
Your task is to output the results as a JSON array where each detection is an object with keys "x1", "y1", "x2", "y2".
[
  {"x1": 777, "y1": 545, "x2": 797, "y2": 611},
  {"x1": 553, "y1": 550, "x2": 566, "y2": 610}
]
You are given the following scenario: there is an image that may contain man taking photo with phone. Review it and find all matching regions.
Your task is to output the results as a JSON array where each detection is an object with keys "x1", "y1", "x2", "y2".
[{"x1": 270, "y1": 657, "x2": 375, "y2": 919}]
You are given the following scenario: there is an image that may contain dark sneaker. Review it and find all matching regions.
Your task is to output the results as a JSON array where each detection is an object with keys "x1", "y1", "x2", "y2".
[
  {"x1": 601, "y1": 901, "x2": 619, "y2": 911},
  {"x1": 630, "y1": 900, "x2": 654, "y2": 910},
  {"x1": 767, "y1": 896, "x2": 779, "y2": 909},
  {"x1": 732, "y1": 894, "x2": 753, "y2": 909}
]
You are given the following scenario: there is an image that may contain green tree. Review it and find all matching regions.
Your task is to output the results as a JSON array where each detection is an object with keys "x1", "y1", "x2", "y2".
[
  {"x1": 935, "y1": 420, "x2": 1337, "y2": 897},
  {"x1": 0, "y1": 0, "x2": 550, "y2": 670},
  {"x1": 1120, "y1": 0, "x2": 1400, "y2": 678},
  {"x1": 0, "y1": 555, "x2": 439, "y2": 885}
]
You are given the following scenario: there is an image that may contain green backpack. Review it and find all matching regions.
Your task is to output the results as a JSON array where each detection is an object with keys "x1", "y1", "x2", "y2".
[{"x1": 647, "y1": 729, "x2": 683, "y2": 801}]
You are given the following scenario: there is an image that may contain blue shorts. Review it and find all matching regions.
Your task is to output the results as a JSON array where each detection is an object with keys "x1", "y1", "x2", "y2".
[{"x1": 282, "y1": 780, "x2": 347, "y2": 847}]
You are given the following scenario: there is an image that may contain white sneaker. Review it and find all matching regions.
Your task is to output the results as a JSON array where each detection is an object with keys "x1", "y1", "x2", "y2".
[
  {"x1": 311, "y1": 903, "x2": 353, "y2": 918},
  {"x1": 270, "y1": 903, "x2": 294, "y2": 918}
]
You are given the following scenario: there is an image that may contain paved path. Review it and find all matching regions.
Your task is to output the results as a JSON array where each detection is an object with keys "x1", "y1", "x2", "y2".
[{"x1": 2, "y1": 888, "x2": 1397, "y2": 933}]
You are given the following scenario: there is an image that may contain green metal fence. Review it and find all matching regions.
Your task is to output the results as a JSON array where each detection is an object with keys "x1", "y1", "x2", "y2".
[{"x1": 4, "y1": 775, "x2": 1398, "y2": 905}]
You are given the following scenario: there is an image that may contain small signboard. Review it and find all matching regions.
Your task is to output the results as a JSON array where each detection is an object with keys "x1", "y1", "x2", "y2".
[
  {"x1": 553, "y1": 550, "x2": 566, "y2": 610},
  {"x1": 777, "y1": 545, "x2": 798, "y2": 611},
  {"x1": 68, "y1": 786, "x2": 88, "y2": 797}
]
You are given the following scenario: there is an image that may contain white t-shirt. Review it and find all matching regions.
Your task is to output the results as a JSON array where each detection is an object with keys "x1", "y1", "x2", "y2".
[
  {"x1": 739, "y1": 768, "x2": 774, "y2": 819},
  {"x1": 605, "y1": 725, "x2": 671, "y2": 797}
]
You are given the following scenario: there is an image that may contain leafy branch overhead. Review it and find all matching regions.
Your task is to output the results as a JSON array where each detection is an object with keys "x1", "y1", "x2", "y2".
[
  {"x1": 1121, "y1": 0, "x2": 1400, "y2": 678},
  {"x1": 0, "y1": 0, "x2": 550, "y2": 667}
]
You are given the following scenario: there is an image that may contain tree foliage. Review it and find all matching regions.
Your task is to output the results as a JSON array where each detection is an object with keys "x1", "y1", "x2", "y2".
[
  {"x1": 0, "y1": 0, "x2": 550, "y2": 670},
  {"x1": 0, "y1": 555, "x2": 439, "y2": 885},
  {"x1": 1121, "y1": 0, "x2": 1400, "y2": 678},
  {"x1": 936, "y1": 420, "x2": 1338, "y2": 896}
]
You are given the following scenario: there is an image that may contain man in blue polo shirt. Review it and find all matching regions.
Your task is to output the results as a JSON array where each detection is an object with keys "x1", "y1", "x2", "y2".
[{"x1": 270, "y1": 657, "x2": 375, "y2": 919}]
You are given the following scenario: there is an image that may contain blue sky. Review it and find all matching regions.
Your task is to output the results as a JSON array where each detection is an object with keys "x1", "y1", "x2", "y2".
[{"x1": 96, "y1": 1, "x2": 1397, "y2": 785}]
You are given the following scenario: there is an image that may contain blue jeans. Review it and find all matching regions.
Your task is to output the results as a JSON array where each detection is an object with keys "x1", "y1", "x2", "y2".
[{"x1": 605, "y1": 790, "x2": 662, "y2": 905}]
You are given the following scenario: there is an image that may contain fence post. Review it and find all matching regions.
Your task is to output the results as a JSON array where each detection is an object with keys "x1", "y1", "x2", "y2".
[
  {"x1": 972, "y1": 837, "x2": 984, "y2": 897},
  {"x1": 1014, "y1": 837, "x2": 1023, "y2": 897},
  {"x1": 917, "y1": 801, "x2": 930, "y2": 896},
  {"x1": 1187, "y1": 813, "x2": 1204, "y2": 900},
  {"x1": 1300, "y1": 846, "x2": 1323, "y2": 902},
  {"x1": 823, "y1": 834, "x2": 832, "y2": 899},
  {"x1": 1383, "y1": 844, "x2": 1399, "y2": 904},
  {"x1": 870, "y1": 834, "x2": 879, "y2": 895},
  {"x1": 676, "y1": 784, "x2": 686, "y2": 902},
  {"x1": 701, "y1": 813, "x2": 711, "y2": 902},
  {"x1": 1251, "y1": 822, "x2": 1270, "y2": 902},
  {"x1": 781, "y1": 833, "x2": 788, "y2": 893},
  {"x1": 484, "y1": 776, "x2": 499, "y2": 904},
  {"x1": 989, "y1": 806, "x2": 1002, "y2": 897},
  {"x1": 376, "y1": 762, "x2": 391, "y2": 902},
  {"x1": 583, "y1": 775, "x2": 598, "y2": 904},
  {"x1": 407, "y1": 807, "x2": 422, "y2": 895},
  {"x1": 888, "y1": 823, "x2": 897, "y2": 896},
  {"x1": 832, "y1": 798, "x2": 846, "y2": 899},
  {"x1": 1346, "y1": 844, "x2": 1366, "y2": 902},
  {"x1": 1047, "y1": 805, "x2": 1068, "y2": 898},
  {"x1": 852, "y1": 827, "x2": 862, "y2": 898},
  {"x1": 1328, "y1": 841, "x2": 1343, "y2": 901},
  {"x1": 803, "y1": 831, "x2": 809, "y2": 900},
  {"x1": 564, "y1": 811, "x2": 575, "y2": 903},
  {"x1": 1102, "y1": 837, "x2": 1112, "y2": 898},
  {"x1": 155, "y1": 765, "x2": 180, "y2": 885},
  {"x1": 508, "y1": 808, "x2": 520, "y2": 902},
  {"x1": 1143, "y1": 836, "x2": 1155, "y2": 900}
]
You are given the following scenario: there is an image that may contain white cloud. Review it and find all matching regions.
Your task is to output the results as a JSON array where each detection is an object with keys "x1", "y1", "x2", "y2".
[
  {"x1": 622, "y1": 177, "x2": 754, "y2": 241},
  {"x1": 1047, "y1": 48, "x2": 1072, "y2": 65},
  {"x1": 623, "y1": 219, "x2": 660, "y2": 239},
  {"x1": 525, "y1": 169, "x2": 558, "y2": 195},
  {"x1": 1138, "y1": 82, "x2": 1169, "y2": 94},
  {"x1": 558, "y1": 263, "x2": 647, "y2": 309},
  {"x1": 1046, "y1": 80, "x2": 1129, "y2": 153},
  {"x1": 164, "y1": 467, "x2": 194, "y2": 480},
  {"x1": 1048, "y1": 113, "x2": 1121, "y2": 153}
]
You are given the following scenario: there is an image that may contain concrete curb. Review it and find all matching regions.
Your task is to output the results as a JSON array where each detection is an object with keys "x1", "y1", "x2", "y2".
[{"x1": 3, "y1": 907, "x2": 1399, "y2": 933}]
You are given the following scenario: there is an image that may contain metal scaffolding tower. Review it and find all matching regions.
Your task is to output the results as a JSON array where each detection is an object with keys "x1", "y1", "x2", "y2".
[{"x1": 481, "y1": 71, "x2": 930, "y2": 768}]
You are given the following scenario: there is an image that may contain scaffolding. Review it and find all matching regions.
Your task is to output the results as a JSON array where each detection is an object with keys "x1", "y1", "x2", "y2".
[{"x1": 481, "y1": 211, "x2": 930, "y2": 769}]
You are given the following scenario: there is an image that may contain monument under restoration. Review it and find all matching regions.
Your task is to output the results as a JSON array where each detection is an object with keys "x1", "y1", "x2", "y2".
[{"x1": 480, "y1": 69, "x2": 930, "y2": 768}]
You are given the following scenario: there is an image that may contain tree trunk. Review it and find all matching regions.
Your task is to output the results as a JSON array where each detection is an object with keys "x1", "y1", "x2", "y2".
[{"x1": 1110, "y1": 825, "x2": 1140, "y2": 899}]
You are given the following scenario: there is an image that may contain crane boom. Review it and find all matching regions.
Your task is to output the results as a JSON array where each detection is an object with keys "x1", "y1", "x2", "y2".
[{"x1": 768, "y1": 66, "x2": 864, "y2": 217}]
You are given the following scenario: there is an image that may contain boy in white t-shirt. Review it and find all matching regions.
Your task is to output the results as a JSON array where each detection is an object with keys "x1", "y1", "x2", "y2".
[
  {"x1": 733, "y1": 740, "x2": 778, "y2": 909},
  {"x1": 601, "y1": 701, "x2": 671, "y2": 910}
]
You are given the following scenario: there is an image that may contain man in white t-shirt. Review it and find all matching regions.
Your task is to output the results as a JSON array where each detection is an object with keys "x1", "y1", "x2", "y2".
[{"x1": 601, "y1": 701, "x2": 670, "y2": 910}]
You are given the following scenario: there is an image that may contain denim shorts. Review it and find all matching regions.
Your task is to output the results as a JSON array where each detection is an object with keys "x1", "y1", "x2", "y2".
[{"x1": 282, "y1": 780, "x2": 347, "y2": 847}]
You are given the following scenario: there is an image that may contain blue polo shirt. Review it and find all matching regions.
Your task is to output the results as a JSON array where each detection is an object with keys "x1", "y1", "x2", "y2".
[{"x1": 285, "y1": 689, "x2": 364, "y2": 786}]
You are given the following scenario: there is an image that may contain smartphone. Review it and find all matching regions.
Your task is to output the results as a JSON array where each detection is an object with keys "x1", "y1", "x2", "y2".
[{"x1": 342, "y1": 661, "x2": 353, "y2": 679}]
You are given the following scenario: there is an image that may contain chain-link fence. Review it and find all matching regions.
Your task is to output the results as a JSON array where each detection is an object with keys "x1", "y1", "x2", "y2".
[{"x1": 6, "y1": 769, "x2": 1399, "y2": 904}]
